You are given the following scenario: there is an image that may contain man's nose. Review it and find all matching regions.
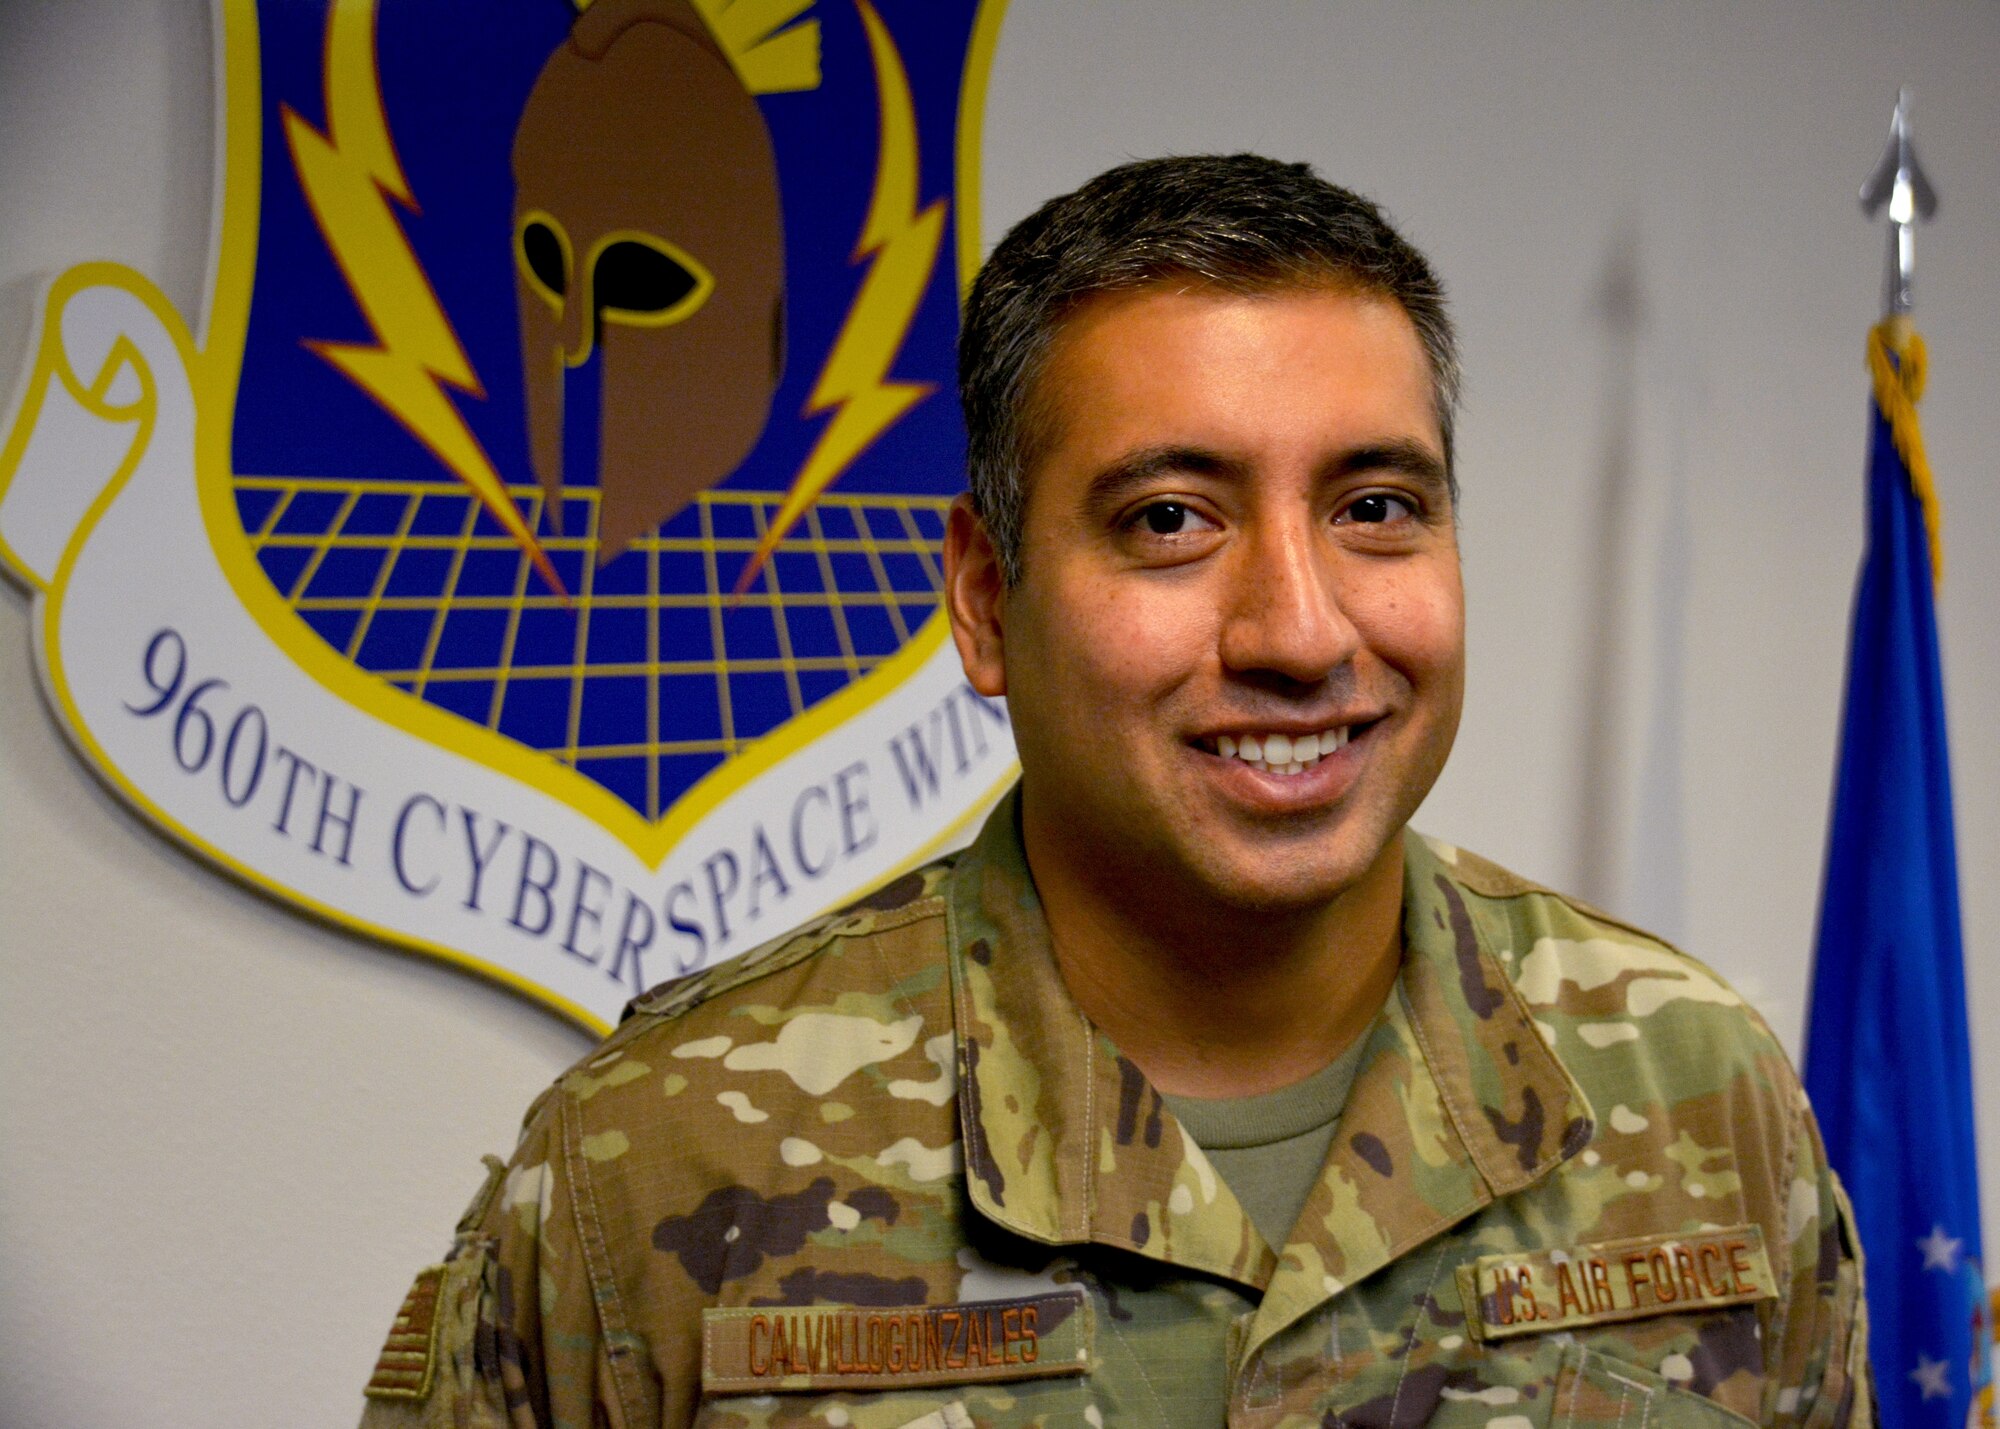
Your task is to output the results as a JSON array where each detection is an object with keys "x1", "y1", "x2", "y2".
[{"x1": 1217, "y1": 514, "x2": 1359, "y2": 685}]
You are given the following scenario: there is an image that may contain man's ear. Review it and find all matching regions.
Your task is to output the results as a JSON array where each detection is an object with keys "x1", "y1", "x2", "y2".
[{"x1": 943, "y1": 494, "x2": 1006, "y2": 697}]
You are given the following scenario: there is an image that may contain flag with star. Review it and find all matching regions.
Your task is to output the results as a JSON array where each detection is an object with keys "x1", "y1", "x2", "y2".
[{"x1": 1804, "y1": 320, "x2": 1990, "y2": 1429}]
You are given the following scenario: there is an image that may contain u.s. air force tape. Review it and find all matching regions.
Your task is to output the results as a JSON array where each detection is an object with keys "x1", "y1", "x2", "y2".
[
  {"x1": 1457, "y1": 1225, "x2": 1778, "y2": 1341},
  {"x1": 700, "y1": 1289, "x2": 1091, "y2": 1393}
]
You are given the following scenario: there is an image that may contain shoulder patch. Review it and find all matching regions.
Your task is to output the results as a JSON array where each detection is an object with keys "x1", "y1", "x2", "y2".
[{"x1": 363, "y1": 1264, "x2": 446, "y2": 1400}]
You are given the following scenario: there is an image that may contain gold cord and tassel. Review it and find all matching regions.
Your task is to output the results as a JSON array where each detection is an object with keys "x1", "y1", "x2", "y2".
[{"x1": 1866, "y1": 318, "x2": 1944, "y2": 586}]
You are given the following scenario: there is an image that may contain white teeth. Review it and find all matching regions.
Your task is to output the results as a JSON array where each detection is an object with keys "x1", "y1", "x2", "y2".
[{"x1": 1212, "y1": 725, "x2": 1356, "y2": 776}]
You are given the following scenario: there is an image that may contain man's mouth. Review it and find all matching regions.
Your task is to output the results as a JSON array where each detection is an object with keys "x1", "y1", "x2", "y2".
[{"x1": 1198, "y1": 720, "x2": 1380, "y2": 776}]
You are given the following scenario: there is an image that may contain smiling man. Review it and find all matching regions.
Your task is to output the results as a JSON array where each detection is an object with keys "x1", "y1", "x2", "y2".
[
  {"x1": 949, "y1": 256, "x2": 1462, "y2": 1112},
  {"x1": 360, "y1": 157, "x2": 1869, "y2": 1429}
]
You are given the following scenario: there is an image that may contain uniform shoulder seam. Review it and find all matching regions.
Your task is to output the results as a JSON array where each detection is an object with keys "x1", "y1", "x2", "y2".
[
  {"x1": 622, "y1": 893, "x2": 949, "y2": 1026},
  {"x1": 1434, "y1": 836, "x2": 1683, "y2": 954},
  {"x1": 1531, "y1": 889, "x2": 1753, "y2": 1006},
  {"x1": 1437, "y1": 837, "x2": 1757, "y2": 987},
  {"x1": 1441, "y1": 841, "x2": 1790, "y2": 1055}
]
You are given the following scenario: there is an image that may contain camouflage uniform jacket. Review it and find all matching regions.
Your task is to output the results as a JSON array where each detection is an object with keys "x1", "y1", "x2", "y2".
[{"x1": 360, "y1": 796, "x2": 1870, "y2": 1429}]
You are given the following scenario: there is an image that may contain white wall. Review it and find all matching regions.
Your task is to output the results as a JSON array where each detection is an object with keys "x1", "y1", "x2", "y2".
[{"x1": 1, "y1": 2, "x2": 1994, "y2": 1423}]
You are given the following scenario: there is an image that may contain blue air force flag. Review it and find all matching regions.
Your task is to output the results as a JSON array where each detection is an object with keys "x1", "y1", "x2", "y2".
[{"x1": 1803, "y1": 325, "x2": 1991, "y2": 1429}]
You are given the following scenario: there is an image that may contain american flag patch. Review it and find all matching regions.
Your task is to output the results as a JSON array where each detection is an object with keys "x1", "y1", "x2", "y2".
[{"x1": 364, "y1": 1265, "x2": 446, "y2": 1400}]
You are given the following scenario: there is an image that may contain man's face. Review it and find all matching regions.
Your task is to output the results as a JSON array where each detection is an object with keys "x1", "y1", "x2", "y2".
[{"x1": 948, "y1": 282, "x2": 1465, "y2": 912}]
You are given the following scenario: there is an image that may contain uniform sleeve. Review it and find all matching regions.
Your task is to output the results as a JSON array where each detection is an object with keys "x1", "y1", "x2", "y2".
[
  {"x1": 358, "y1": 1091, "x2": 624, "y2": 1429},
  {"x1": 1766, "y1": 1100, "x2": 1875, "y2": 1429}
]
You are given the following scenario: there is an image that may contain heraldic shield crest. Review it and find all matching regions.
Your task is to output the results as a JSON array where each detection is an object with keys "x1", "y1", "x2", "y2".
[{"x1": 0, "y1": 0, "x2": 1016, "y2": 1032}]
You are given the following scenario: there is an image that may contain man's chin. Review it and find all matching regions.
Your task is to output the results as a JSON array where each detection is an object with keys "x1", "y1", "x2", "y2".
[{"x1": 1182, "y1": 835, "x2": 1399, "y2": 917}]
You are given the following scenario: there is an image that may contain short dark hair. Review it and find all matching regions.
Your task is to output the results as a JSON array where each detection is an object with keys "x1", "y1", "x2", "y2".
[{"x1": 958, "y1": 154, "x2": 1459, "y2": 583}]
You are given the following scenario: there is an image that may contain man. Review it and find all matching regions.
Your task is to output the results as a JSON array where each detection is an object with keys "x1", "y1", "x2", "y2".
[{"x1": 360, "y1": 155, "x2": 1869, "y2": 1428}]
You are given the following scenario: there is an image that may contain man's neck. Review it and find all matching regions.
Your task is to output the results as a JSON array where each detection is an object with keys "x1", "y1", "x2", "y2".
[{"x1": 1020, "y1": 810, "x2": 1407, "y2": 1101}]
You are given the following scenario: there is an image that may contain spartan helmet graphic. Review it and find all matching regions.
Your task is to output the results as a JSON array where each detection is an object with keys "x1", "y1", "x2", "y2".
[{"x1": 513, "y1": 0, "x2": 786, "y2": 563}]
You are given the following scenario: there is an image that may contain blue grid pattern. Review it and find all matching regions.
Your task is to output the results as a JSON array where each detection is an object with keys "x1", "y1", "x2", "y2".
[{"x1": 235, "y1": 476, "x2": 951, "y2": 817}]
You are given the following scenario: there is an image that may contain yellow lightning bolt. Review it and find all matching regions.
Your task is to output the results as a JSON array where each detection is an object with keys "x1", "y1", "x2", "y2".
[
  {"x1": 735, "y1": 0, "x2": 945, "y2": 592},
  {"x1": 284, "y1": 0, "x2": 564, "y2": 598}
]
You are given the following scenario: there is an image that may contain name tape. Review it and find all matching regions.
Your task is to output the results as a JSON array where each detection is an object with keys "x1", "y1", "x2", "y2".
[
  {"x1": 1458, "y1": 1226, "x2": 1777, "y2": 1341},
  {"x1": 701, "y1": 1288, "x2": 1091, "y2": 1393}
]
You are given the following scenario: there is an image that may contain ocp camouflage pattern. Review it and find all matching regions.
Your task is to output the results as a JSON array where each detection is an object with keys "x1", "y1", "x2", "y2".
[{"x1": 359, "y1": 791, "x2": 1870, "y2": 1428}]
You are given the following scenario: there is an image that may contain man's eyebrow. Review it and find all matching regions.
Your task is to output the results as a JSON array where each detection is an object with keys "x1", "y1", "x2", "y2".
[
  {"x1": 1325, "y1": 439, "x2": 1451, "y2": 494},
  {"x1": 1080, "y1": 446, "x2": 1248, "y2": 511}
]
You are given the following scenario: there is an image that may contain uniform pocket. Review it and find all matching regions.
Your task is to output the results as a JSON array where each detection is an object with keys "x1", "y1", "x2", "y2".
[
  {"x1": 1553, "y1": 1343, "x2": 1759, "y2": 1429},
  {"x1": 691, "y1": 1386, "x2": 1071, "y2": 1429},
  {"x1": 891, "y1": 1405, "x2": 974, "y2": 1429}
]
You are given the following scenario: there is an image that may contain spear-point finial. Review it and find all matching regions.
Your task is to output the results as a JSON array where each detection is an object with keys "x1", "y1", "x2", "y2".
[{"x1": 1860, "y1": 88, "x2": 1939, "y2": 318}]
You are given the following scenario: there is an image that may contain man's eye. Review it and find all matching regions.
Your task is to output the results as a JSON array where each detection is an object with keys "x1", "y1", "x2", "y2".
[
  {"x1": 1136, "y1": 501, "x2": 1205, "y2": 535},
  {"x1": 1342, "y1": 493, "x2": 1416, "y2": 525}
]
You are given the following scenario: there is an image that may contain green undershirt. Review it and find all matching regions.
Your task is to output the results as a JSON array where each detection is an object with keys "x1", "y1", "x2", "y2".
[{"x1": 1160, "y1": 1034, "x2": 1371, "y2": 1254}]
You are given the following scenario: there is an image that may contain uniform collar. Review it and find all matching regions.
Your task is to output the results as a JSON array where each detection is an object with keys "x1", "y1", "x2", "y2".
[
  {"x1": 945, "y1": 790, "x2": 1594, "y2": 1328},
  {"x1": 1237, "y1": 831, "x2": 1596, "y2": 1357},
  {"x1": 946, "y1": 787, "x2": 1275, "y2": 1286}
]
